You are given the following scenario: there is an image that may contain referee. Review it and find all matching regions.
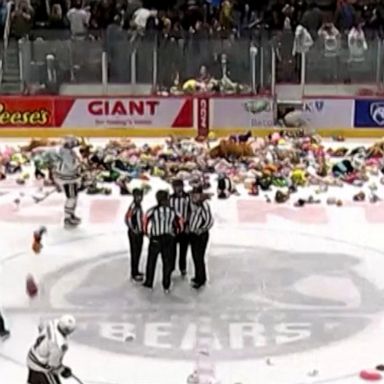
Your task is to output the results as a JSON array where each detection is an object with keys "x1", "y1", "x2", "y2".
[
  {"x1": 0, "y1": 311, "x2": 10, "y2": 340},
  {"x1": 169, "y1": 179, "x2": 191, "y2": 277},
  {"x1": 189, "y1": 187, "x2": 214, "y2": 289},
  {"x1": 125, "y1": 188, "x2": 144, "y2": 282},
  {"x1": 143, "y1": 190, "x2": 183, "y2": 293}
]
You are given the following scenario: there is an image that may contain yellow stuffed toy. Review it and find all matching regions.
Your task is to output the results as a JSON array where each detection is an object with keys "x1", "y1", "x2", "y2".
[{"x1": 291, "y1": 168, "x2": 307, "y2": 186}]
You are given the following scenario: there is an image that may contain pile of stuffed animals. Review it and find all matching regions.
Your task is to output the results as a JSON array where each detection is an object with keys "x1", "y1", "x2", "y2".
[{"x1": 1, "y1": 130, "x2": 384, "y2": 205}]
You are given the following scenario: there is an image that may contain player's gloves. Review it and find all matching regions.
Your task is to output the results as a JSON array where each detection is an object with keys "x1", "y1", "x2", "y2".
[{"x1": 61, "y1": 366, "x2": 72, "y2": 379}]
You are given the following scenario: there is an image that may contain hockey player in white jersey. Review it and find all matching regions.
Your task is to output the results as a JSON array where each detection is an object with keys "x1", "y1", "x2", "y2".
[
  {"x1": 27, "y1": 314, "x2": 76, "y2": 384},
  {"x1": 54, "y1": 137, "x2": 82, "y2": 228}
]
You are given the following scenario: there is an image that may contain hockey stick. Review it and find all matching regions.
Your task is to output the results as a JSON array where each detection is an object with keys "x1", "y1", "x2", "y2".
[
  {"x1": 32, "y1": 187, "x2": 58, "y2": 204},
  {"x1": 71, "y1": 373, "x2": 86, "y2": 384}
]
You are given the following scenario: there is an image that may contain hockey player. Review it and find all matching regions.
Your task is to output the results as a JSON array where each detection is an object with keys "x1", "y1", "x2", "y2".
[
  {"x1": 54, "y1": 137, "x2": 82, "y2": 228},
  {"x1": 27, "y1": 314, "x2": 76, "y2": 384}
]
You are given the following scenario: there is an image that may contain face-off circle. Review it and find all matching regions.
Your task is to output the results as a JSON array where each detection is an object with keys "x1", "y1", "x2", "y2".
[{"x1": 39, "y1": 243, "x2": 381, "y2": 360}]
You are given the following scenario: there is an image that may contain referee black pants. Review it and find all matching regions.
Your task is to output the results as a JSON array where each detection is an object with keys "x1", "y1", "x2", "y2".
[
  {"x1": 128, "y1": 229, "x2": 143, "y2": 278},
  {"x1": 144, "y1": 235, "x2": 174, "y2": 290},
  {"x1": 190, "y1": 232, "x2": 209, "y2": 285},
  {"x1": 28, "y1": 369, "x2": 61, "y2": 384},
  {"x1": 172, "y1": 232, "x2": 190, "y2": 273}
]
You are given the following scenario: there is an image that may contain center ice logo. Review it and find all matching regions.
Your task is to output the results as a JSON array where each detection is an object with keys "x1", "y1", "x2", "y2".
[{"x1": 39, "y1": 244, "x2": 380, "y2": 360}]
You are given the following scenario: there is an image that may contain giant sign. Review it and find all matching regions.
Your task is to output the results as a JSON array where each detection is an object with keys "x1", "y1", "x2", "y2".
[{"x1": 55, "y1": 97, "x2": 194, "y2": 128}]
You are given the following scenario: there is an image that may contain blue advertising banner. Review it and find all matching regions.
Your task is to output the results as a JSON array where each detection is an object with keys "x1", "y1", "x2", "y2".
[{"x1": 354, "y1": 99, "x2": 384, "y2": 127}]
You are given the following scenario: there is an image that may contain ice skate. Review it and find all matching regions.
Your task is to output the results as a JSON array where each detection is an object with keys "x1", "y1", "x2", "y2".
[
  {"x1": 64, "y1": 217, "x2": 80, "y2": 229},
  {"x1": 0, "y1": 329, "x2": 10, "y2": 340},
  {"x1": 71, "y1": 214, "x2": 82, "y2": 225}
]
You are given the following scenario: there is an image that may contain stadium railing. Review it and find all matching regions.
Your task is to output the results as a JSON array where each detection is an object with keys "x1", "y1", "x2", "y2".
[{"x1": 15, "y1": 29, "x2": 384, "y2": 95}]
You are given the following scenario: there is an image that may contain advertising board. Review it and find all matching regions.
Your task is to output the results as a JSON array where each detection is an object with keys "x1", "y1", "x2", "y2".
[
  {"x1": 210, "y1": 98, "x2": 274, "y2": 128},
  {"x1": 302, "y1": 98, "x2": 354, "y2": 128},
  {"x1": 354, "y1": 99, "x2": 384, "y2": 127},
  {"x1": 55, "y1": 97, "x2": 194, "y2": 128},
  {"x1": 0, "y1": 97, "x2": 54, "y2": 127}
]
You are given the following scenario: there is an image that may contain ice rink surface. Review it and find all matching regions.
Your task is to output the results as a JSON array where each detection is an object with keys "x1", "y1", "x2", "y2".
[{"x1": 1, "y1": 139, "x2": 384, "y2": 384}]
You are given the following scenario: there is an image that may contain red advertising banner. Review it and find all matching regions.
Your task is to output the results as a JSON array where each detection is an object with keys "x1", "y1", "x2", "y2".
[
  {"x1": 0, "y1": 97, "x2": 54, "y2": 127},
  {"x1": 0, "y1": 96, "x2": 195, "y2": 129}
]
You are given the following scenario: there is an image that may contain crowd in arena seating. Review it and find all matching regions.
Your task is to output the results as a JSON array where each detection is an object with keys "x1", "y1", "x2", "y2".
[
  {"x1": 2, "y1": 0, "x2": 384, "y2": 93},
  {"x1": 5, "y1": 0, "x2": 382, "y2": 39}
]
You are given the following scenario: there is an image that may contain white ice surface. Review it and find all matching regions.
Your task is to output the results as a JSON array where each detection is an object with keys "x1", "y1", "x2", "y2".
[{"x1": 1, "y1": 138, "x2": 384, "y2": 384}]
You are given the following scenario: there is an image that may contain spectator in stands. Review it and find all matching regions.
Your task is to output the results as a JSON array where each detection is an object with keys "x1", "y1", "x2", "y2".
[
  {"x1": 292, "y1": 24, "x2": 314, "y2": 55},
  {"x1": 92, "y1": 0, "x2": 117, "y2": 29},
  {"x1": 238, "y1": 3, "x2": 259, "y2": 33},
  {"x1": 132, "y1": 7, "x2": 158, "y2": 33},
  {"x1": 219, "y1": 0, "x2": 234, "y2": 30},
  {"x1": 318, "y1": 20, "x2": 340, "y2": 80},
  {"x1": 318, "y1": 21, "x2": 340, "y2": 57},
  {"x1": 348, "y1": 20, "x2": 367, "y2": 62},
  {"x1": 124, "y1": 0, "x2": 142, "y2": 27},
  {"x1": 67, "y1": 0, "x2": 90, "y2": 39},
  {"x1": 301, "y1": 1, "x2": 323, "y2": 38},
  {"x1": 370, "y1": 1, "x2": 384, "y2": 37},
  {"x1": 335, "y1": 0, "x2": 356, "y2": 33},
  {"x1": 49, "y1": 4, "x2": 67, "y2": 29},
  {"x1": 106, "y1": 14, "x2": 126, "y2": 81},
  {"x1": 106, "y1": 13, "x2": 125, "y2": 45},
  {"x1": 11, "y1": 0, "x2": 34, "y2": 39},
  {"x1": 264, "y1": 1, "x2": 285, "y2": 30}
]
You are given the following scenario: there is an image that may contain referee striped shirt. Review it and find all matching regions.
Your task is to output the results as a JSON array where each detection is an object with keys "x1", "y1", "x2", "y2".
[
  {"x1": 169, "y1": 192, "x2": 191, "y2": 225},
  {"x1": 189, "y1": 201, "x2": 214, "y2": 234},
  {"x1": 218, "y1": 176, "x2": 232, "y2": 192},
  {"x1": 125, "y1": 202, "x2": 144, "y2": 234},
  {"x1": 144, "y1": 205, "x2": 183, "y2": 237}
]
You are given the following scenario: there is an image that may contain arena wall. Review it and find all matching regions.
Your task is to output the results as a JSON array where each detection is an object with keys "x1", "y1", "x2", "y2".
[{"x1": 0, "y1": 95, "x2": 383, "y2": 137}]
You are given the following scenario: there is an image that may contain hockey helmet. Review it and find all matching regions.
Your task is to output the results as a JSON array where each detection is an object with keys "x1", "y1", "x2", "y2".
[
  {"x1": 63, "y1": 136, "x2": 79, "y2": 148},
  {"x1": 58, "y1": 314, "x2": 76, "y2": 335}
]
